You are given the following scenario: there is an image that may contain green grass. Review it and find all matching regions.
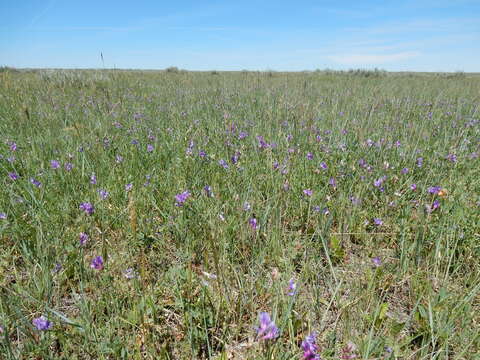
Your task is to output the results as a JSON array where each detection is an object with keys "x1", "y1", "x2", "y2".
[{"x1": 0, "y1": 69, "x2": 479, "y2": 359}]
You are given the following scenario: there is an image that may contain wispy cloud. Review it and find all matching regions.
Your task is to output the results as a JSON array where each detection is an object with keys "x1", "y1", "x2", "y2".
[{"x1": 329, "y1": 51, "x2": 421, "y2": 65}]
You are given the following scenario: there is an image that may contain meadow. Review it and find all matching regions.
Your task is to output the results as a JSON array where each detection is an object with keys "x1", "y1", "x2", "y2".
[{"x1": 0, "y1": 68, "x2": 479, "y2": 359}]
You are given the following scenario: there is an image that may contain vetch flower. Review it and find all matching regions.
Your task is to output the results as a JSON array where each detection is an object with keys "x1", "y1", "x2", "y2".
[
  {"x1": 329, "y1": 177, "x2": 337, "y2": 188},
  {"x1": 218, "y1": 159, "x2": 229, "y2": 169},
  {"x1": 0, "y1": 212, "x2": 6, "y2": 220},
  {"x1": 373, "y1": 218, "x2": 383, "y2": 226},
  {"x1": 98, "y1": 189, "x2": 109, "y2": 200},
  {"x1": 79, "y1": 232, "x2": 89, "y2": 246},
  {"x1": 249, "y1": 217, "x2": 258, "y2": 230},
  {"x1": 303, "y1": 189, "x2": 313, "y2": 197},
  {"x1": 79, "y1": 202, "x2": 94, "y2": 215},
  {"x1": 147, "y1": 144, "x2": 154, "y2": 152},
  {"x1": 427, "y1": 200, "x2": 441, "y2": 213},
  {"x1": 64, "y1": 162, "x2": 73, "y2": 171},
  {"x1": 446, "y1": 153, "x2": 457, "y2": 162},
  {"x1": 90, "y1": 173, "x2": 97, "y2": 185},
  {"x1": 410, "y1": 183, "x2": 417, "y2": 191},
  {"x1": 50, "y1": 160, "x2": 60, "y2": 169},
  {"x1": 90, "y1": 256, "x2": 104, "y2": 270},
  {"x1": 52, "y1": 263, "x2": 62, "y2": 273},
  {"x1": 428, "y1": 186, "x2": 441, "y2": 194},
  {"x1": 287, "y1": 278, "x2": 296, "y2": 296},
  {"x1": 204, "y1": 185, "x2": 213, "y2": 197},
  {"x1": 8, "y1": 172, "x2": 19, "y2": 181},
  {"x1": 32, "y1": 316, "x2": 52, "y2": 331},
  {"x1": 30, "y1": 178, "x2": 42, "y2": 187},
  {"x1": 124, "y1": 268, "x2": 139, "y2": 279},
  {"x1": 175, "y1": 191, "x2": 191, "y2": 206},
  {"x1": 372, "y1": 257, "x2": 382, "y2": 267},
  {"x1": 255, "y1": 312, "x2": 279, "y2": 341},
  {"x1": 301, "y1": 332, "x2": 321, "y2": 360}
]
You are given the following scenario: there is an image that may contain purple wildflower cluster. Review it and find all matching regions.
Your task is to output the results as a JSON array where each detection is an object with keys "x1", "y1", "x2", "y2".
[
  {"x1": 255, "y1": 312, "x2": 279, "y2": 340},
  {"x1": 175, "y1": 191, "x2": 191, "y2": 206}
]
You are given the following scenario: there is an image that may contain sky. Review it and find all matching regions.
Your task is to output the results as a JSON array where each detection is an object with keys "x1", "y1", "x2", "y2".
[{"x1": 1, "y1": 0, "x2": 479, "y2": 72}]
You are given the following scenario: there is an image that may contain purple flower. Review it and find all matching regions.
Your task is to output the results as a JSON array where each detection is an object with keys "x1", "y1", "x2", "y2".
[
  {"x1": 238, "y1": 131, "x2": 248, "y2": 139},
  {"x1": 131, "y1": 139, "x2": 139, "y2": 145},
  {"x1": 218, "y1": 159, "x2": 229, "y2": 169},
  {"x1": 90, "y1": 256, "x2": 104, "y2": 270},
  {"x1": 0, "y1": 212, "x2": 6, "y2": 220},
  {"x1": 52, "y1": 263, "x2": 62, "y2": 273},
  {"x1": 175, "y1": 191, "x2": 191, "y2": 206},
  {"x1": 30, "y1": 178, "x2": 41, "y2": 187},
  {"x1": 374, "y1": 176, "x2": 386, "y2": 188},
  {"x1": 257, "y1": 135, "x2": 270, "y2": 149},
  {"x1": 204, "y1": 185, "x2": 213, "y2": 197},
  {"x1": 428, "y1": 186, "x2": 441, "y2": 194},
  {"x1": 446, "y1": 153, "x2": 457, "y2": 162},
  {"x1": 231, "y1": 151, "x2": 240, "y2": 164},
  {"x1": 401, "y1": 167, "x2": 409, "y2": 174},
  {"x1": 410, "y1": 183, "x2": 417, "y2": 191},
  {"x1": 147, "y1": 144, "x2": 154, "y2": 152},
  {"x1": 373, "y1": 218, "x2": 383, "y2": 226},
  {"x1": 329, "y1": 177, "x2": 337, "y2": 188},
  {"x1": 116, "y1": 155, "x2": 123, "y2": 163},
  {"x1": 306, "y1": 152, "x2": 314, "y2": 160},
  {"x1": 287, "y1": 278, "x2": 296, "y2": 296},
  {"x1": 319, "y1": 162, "x2": 328, "y2": 170},
  {"x1": 243, "y1": 202, "x2": 251, "y2": 211},
  {"x1": 249, "y1": 217, "x2": 258, "y2": 230},
  {"x1": 198, "y1": 150, "x2": 207, "y2": 158},
  {"x1": 255, "y1": 312, "x2": 279, "y2": 341},
  {"x1": 90, "y1": 173, "x2": 97, "y2": 185},
  {"x1": 372, "y1": 257, "x2": 382, "y2": 267},
  {"x1": 79, "y1": 232, "x2": 89, "y2": 246},
  {"x1": 125, "y1": 183, "x2": 133, "y2": 192},
  {"x1": 8, "y1": 172, "x2": 19, "y2": 181},
  {"x1": 303, "y1": 189, "x2": 313, "y2": 197},
  {"x1": 98, "y1": 189, "x2": 109, "y2": 200},
  {"x1": 301, "y1": 332, "x2": 321, "y2": 360},
  {"x1": 9, "y1": 142, "x2": 17, "y2": 151},
  {"x1": 427, "y1": 199, "x2": 441, "y2": 213},
  {"x1": 64, "y1": 162, "x2": 73, "y2": 171},
  {"x1": 416, "y1": 157, "x2": 423, "y2": 167},
  {"x1": 124, "y1": 268, "x2": 138, "y2": 279},
  {"x1": 79, "y1": 202, "x2": 95, "y2": 215},
  {"x1": 50, "y1": 160, "x2": 60, "y2": 169},
  {"x1": 32, "y1": 316, "x2": 52, "y2": 331}
]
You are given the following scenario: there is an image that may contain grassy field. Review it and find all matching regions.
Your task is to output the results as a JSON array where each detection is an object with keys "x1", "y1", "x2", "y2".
[{"x1": 0, "y1": 69, "x2": 479, "y2": 359}]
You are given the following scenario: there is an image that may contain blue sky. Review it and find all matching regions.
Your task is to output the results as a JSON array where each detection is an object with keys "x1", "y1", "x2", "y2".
[{"x1": 1, "y1": 0, "x2": 479, "y2": 71}]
